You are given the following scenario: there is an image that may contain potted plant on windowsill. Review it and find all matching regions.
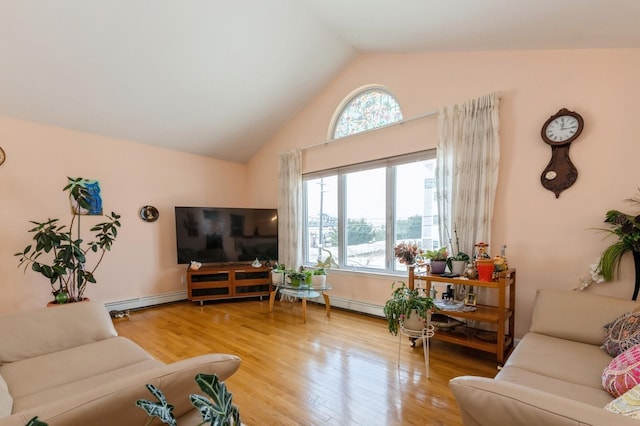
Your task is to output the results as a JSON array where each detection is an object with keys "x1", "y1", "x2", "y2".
[
  {"x1": 425, "y1": 247, "x2": 448, "y2": 274},
  {"x1": 14, "y1": 177, "x2": 122, "y2": 304},
  {"x1": 383, "y1": 281, "x2": 437, "y2": 335}
]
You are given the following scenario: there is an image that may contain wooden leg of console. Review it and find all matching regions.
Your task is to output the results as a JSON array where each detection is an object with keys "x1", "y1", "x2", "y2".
[
  {"x1": 302, "y1": 298, "x2": 307, "y2": 323},
  {"x1": 269, "y1": 290, "x2": 277, "y2": 312},
  {"x1": 323, "y1": 292, "x2": 331, "y2": 317}
]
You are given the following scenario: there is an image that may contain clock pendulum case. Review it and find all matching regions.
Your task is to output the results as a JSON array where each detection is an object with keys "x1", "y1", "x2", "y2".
[{"x1": 540, "y1": 108, "x2": 584, "y2": 198}]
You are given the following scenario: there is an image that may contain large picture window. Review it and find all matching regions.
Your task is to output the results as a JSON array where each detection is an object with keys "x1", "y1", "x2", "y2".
[{"x1": 303, "y1": 151, "x2": 439, "y2": 273}]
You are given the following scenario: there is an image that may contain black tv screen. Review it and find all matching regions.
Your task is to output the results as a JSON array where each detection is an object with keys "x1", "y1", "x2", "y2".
[{"x1": 175, "y1": 207, "x2": 278, "y2": 264}]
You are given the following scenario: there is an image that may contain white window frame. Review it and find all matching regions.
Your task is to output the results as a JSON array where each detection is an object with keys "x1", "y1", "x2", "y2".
[{"x1": 302, "y1": 150, "x2": 437, "y2": 274}]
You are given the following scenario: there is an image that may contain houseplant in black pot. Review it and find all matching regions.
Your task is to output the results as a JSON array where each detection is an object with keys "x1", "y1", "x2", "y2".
[
  {"x1": 15, "y1": 177, "x2": 122, "y2": 304},
  {"x1": 383, "y1": 281, "x2": 437, "y2": 334}
]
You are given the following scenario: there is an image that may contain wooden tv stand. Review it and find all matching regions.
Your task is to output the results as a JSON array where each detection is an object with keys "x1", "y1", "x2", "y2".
[{"x1": 186, "y1": 263, "x2": 272, "y2": 305}]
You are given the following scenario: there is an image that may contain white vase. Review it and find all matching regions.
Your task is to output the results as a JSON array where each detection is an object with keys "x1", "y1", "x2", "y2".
[
  {"x1": 402, "y1": 309, "x2": 429, "y2": 331},
  {"x1": 311, "y1": 274, "x2": 326, "y2": 287},
  {"x1": 271, "y1": 271, "x2": 284, "y2": 285},
  {"x1": 451, "y1": 260, "x2": 466, "y2": 275}
]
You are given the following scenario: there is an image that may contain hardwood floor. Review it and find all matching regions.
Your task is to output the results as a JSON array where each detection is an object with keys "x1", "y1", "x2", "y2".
[{"x1": 114, "y1": 298, "x2": 498, "y2": 425}]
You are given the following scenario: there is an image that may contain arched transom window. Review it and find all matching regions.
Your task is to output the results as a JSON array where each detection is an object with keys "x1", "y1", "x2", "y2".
[{"x1": 332, "y1": 87, "x2": 403, "y2": 139}]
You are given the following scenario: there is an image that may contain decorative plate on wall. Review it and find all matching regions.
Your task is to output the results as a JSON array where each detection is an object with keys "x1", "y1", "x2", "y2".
[{"x1": 139, "y1": 205, "x2": 159, "y2": 222}]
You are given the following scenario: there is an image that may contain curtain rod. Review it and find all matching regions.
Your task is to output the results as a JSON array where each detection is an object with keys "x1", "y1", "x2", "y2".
[{"x1": 301, "y1": 109, "x2": 438, "y2": 152}]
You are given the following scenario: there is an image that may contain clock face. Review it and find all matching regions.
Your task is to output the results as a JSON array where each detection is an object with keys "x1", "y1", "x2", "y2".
[
  {"x1": 544, "y1": 115, "x2": 580, "y2": 143},
  {"x1": 541, "y1": 109, "x2": 584, "y2": 146},
  {"x1": 0, "y1": 147, "x2": 5, "y2": 165}
]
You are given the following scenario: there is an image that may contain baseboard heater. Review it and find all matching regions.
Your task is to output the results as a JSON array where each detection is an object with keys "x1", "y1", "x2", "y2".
[{"x1": 104, "y1": 292, "x2": 385, "y2": 318}]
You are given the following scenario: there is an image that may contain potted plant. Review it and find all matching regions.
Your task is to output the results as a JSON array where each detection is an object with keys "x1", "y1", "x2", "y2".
[
  {"x1": 444, "y1": 225, "x2": 470, "y2": 275},
  {"x1": 271, "y1": 263, "x2": 286, "y2": 285},
  {"x1": 383, "y1": 281, "x2": 437, "y2": 334},
  {"x1": 447, "y1": 252, "x2": 470, "y2": 276},
  {"x1": 286, "y1": 270, "x2": 306, "y2": 287},
  {"x1": 29, "y1": 373, "x2": 241, "y2": 426},
  {"x1": 14, "y1": 177, "x2": 122, "y2": 304},
  {"x1": 424, "y1": 247, "x2": 448, "y2": 274},
  {"x1": 595, "y1": 191, "x2": 640, "y2": 300},
  {"x1": 394, "y1": 241, "x2": 423, "y2": 268},
  {"x1": 311, "y1": 268, "x2": 327, "y2": 287},
  {"x1": 137, "y1": 373, "x2": 240, "y2": 426}
]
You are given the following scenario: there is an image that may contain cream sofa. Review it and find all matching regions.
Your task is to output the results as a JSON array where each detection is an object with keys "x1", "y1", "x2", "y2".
[
  {"x1": 0, "y1": 301, "x2": 241, "y2": 425},
  {"x1": 450, "y1": 288, "x2": 640, "y2": 426}
]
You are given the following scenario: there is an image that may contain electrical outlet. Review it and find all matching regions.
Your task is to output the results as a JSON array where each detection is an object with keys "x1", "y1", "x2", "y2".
[{"x1": 180, "y1": 275, "x2": 185, "y2": 285}]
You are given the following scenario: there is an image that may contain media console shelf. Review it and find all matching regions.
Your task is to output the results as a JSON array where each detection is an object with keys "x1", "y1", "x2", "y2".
[
  {"x1": 409, "y1": 267, "x2": 516, "y2": 365},
  {"x1": 187, "y1": 264, "x2": 272, "y2": 305}
]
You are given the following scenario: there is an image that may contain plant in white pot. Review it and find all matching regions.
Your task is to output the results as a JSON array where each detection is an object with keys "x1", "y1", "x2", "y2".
[
  {"x1": 14, "y1": 177, "x2": 122, "y2": 304},
  {"x1": 271, "y1": 263, "x2": 286, "y2": 285},
  {"x1": 447, "y1": 252, "x2": 470, "y2": 276},
  {"x1": 383, "y1": 281, "x2": 437, "y2": 334},
  {"x1": 445, "y1": 225, "x2": 470, "y2": 275},
  {"x1": 311, "y1": 268, "x2": 327, "y2": 286}
]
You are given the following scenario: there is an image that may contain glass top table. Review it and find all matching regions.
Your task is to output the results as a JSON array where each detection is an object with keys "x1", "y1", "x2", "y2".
[{"x1": 269, "y1": 282, "x2": 333, "y2": 323}]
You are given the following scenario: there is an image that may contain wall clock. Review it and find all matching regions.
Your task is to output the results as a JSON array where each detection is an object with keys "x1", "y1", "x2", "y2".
[
  {"x1": 0, "y1": 147, "x2": 5, "y2": 165},
  {"x1": 139, "y1": 205, "x2": 159, "y2": 222},
  {"x1": 540, "y1": 108, "x2": 584, "y2": 198}
]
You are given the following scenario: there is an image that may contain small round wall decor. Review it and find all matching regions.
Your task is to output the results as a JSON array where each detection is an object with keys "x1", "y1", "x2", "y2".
[{"x1": 139, "y1": 205, "x2": 159, "y2": 222}]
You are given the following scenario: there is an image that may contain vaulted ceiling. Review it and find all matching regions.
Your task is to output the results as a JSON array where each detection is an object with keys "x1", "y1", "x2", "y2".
[{"x1": 2, "y1": 0, "x2": 640, "y2": 163}]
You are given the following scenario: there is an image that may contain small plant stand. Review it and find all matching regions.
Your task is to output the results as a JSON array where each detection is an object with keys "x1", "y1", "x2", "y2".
[{"x1": 398, "y1": 322, "x2": 435, "y2": 377}]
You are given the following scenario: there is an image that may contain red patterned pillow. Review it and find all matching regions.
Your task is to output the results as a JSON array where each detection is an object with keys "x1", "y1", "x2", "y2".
[
  {"x1": 603, "y1": 345, "x2": 640, "y2": 398},
  {"x1": 603, "y1": 311, "x2": 640, "y2": 357}
]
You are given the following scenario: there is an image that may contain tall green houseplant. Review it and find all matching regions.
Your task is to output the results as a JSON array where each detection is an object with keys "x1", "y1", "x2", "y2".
[
  {"x1": 15, "y1": 177, "x2": 122, "y2": 303},
  {"x1": 597, "y1": 191, "x2": 640, "y2": 300}
]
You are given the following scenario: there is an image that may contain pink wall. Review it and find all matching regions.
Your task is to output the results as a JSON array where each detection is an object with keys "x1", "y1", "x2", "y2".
[
  {"x1": 0, "y1": 117, "x2": 248, "y2": 312},
  {"x1": 249, "y1": 48, "x2": 640, "y2": 337},
  {"x1": 3, "y1": 48, "x2": 639, "y2": 338}
]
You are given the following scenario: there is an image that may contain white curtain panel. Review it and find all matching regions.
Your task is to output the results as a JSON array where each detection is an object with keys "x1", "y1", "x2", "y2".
[
  {"x1": 278, "y1": 150, "x2": 303, "y2": 269},
  {"x1": 436, "y1": 93, "x2": 500, "y2": 258}
]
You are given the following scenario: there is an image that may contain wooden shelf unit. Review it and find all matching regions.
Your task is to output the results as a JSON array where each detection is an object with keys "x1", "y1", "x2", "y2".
[
  {"x1": 409, "y1": 268, "x2": 516, "y2": 364},
  {"x1": 187, "y1": 264, "x2": 272, "y2": 305}
]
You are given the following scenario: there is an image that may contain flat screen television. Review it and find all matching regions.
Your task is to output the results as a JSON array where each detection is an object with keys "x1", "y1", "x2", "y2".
[{"x1": 174, "y1": 206, "x2": 278, "y2": 264}]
